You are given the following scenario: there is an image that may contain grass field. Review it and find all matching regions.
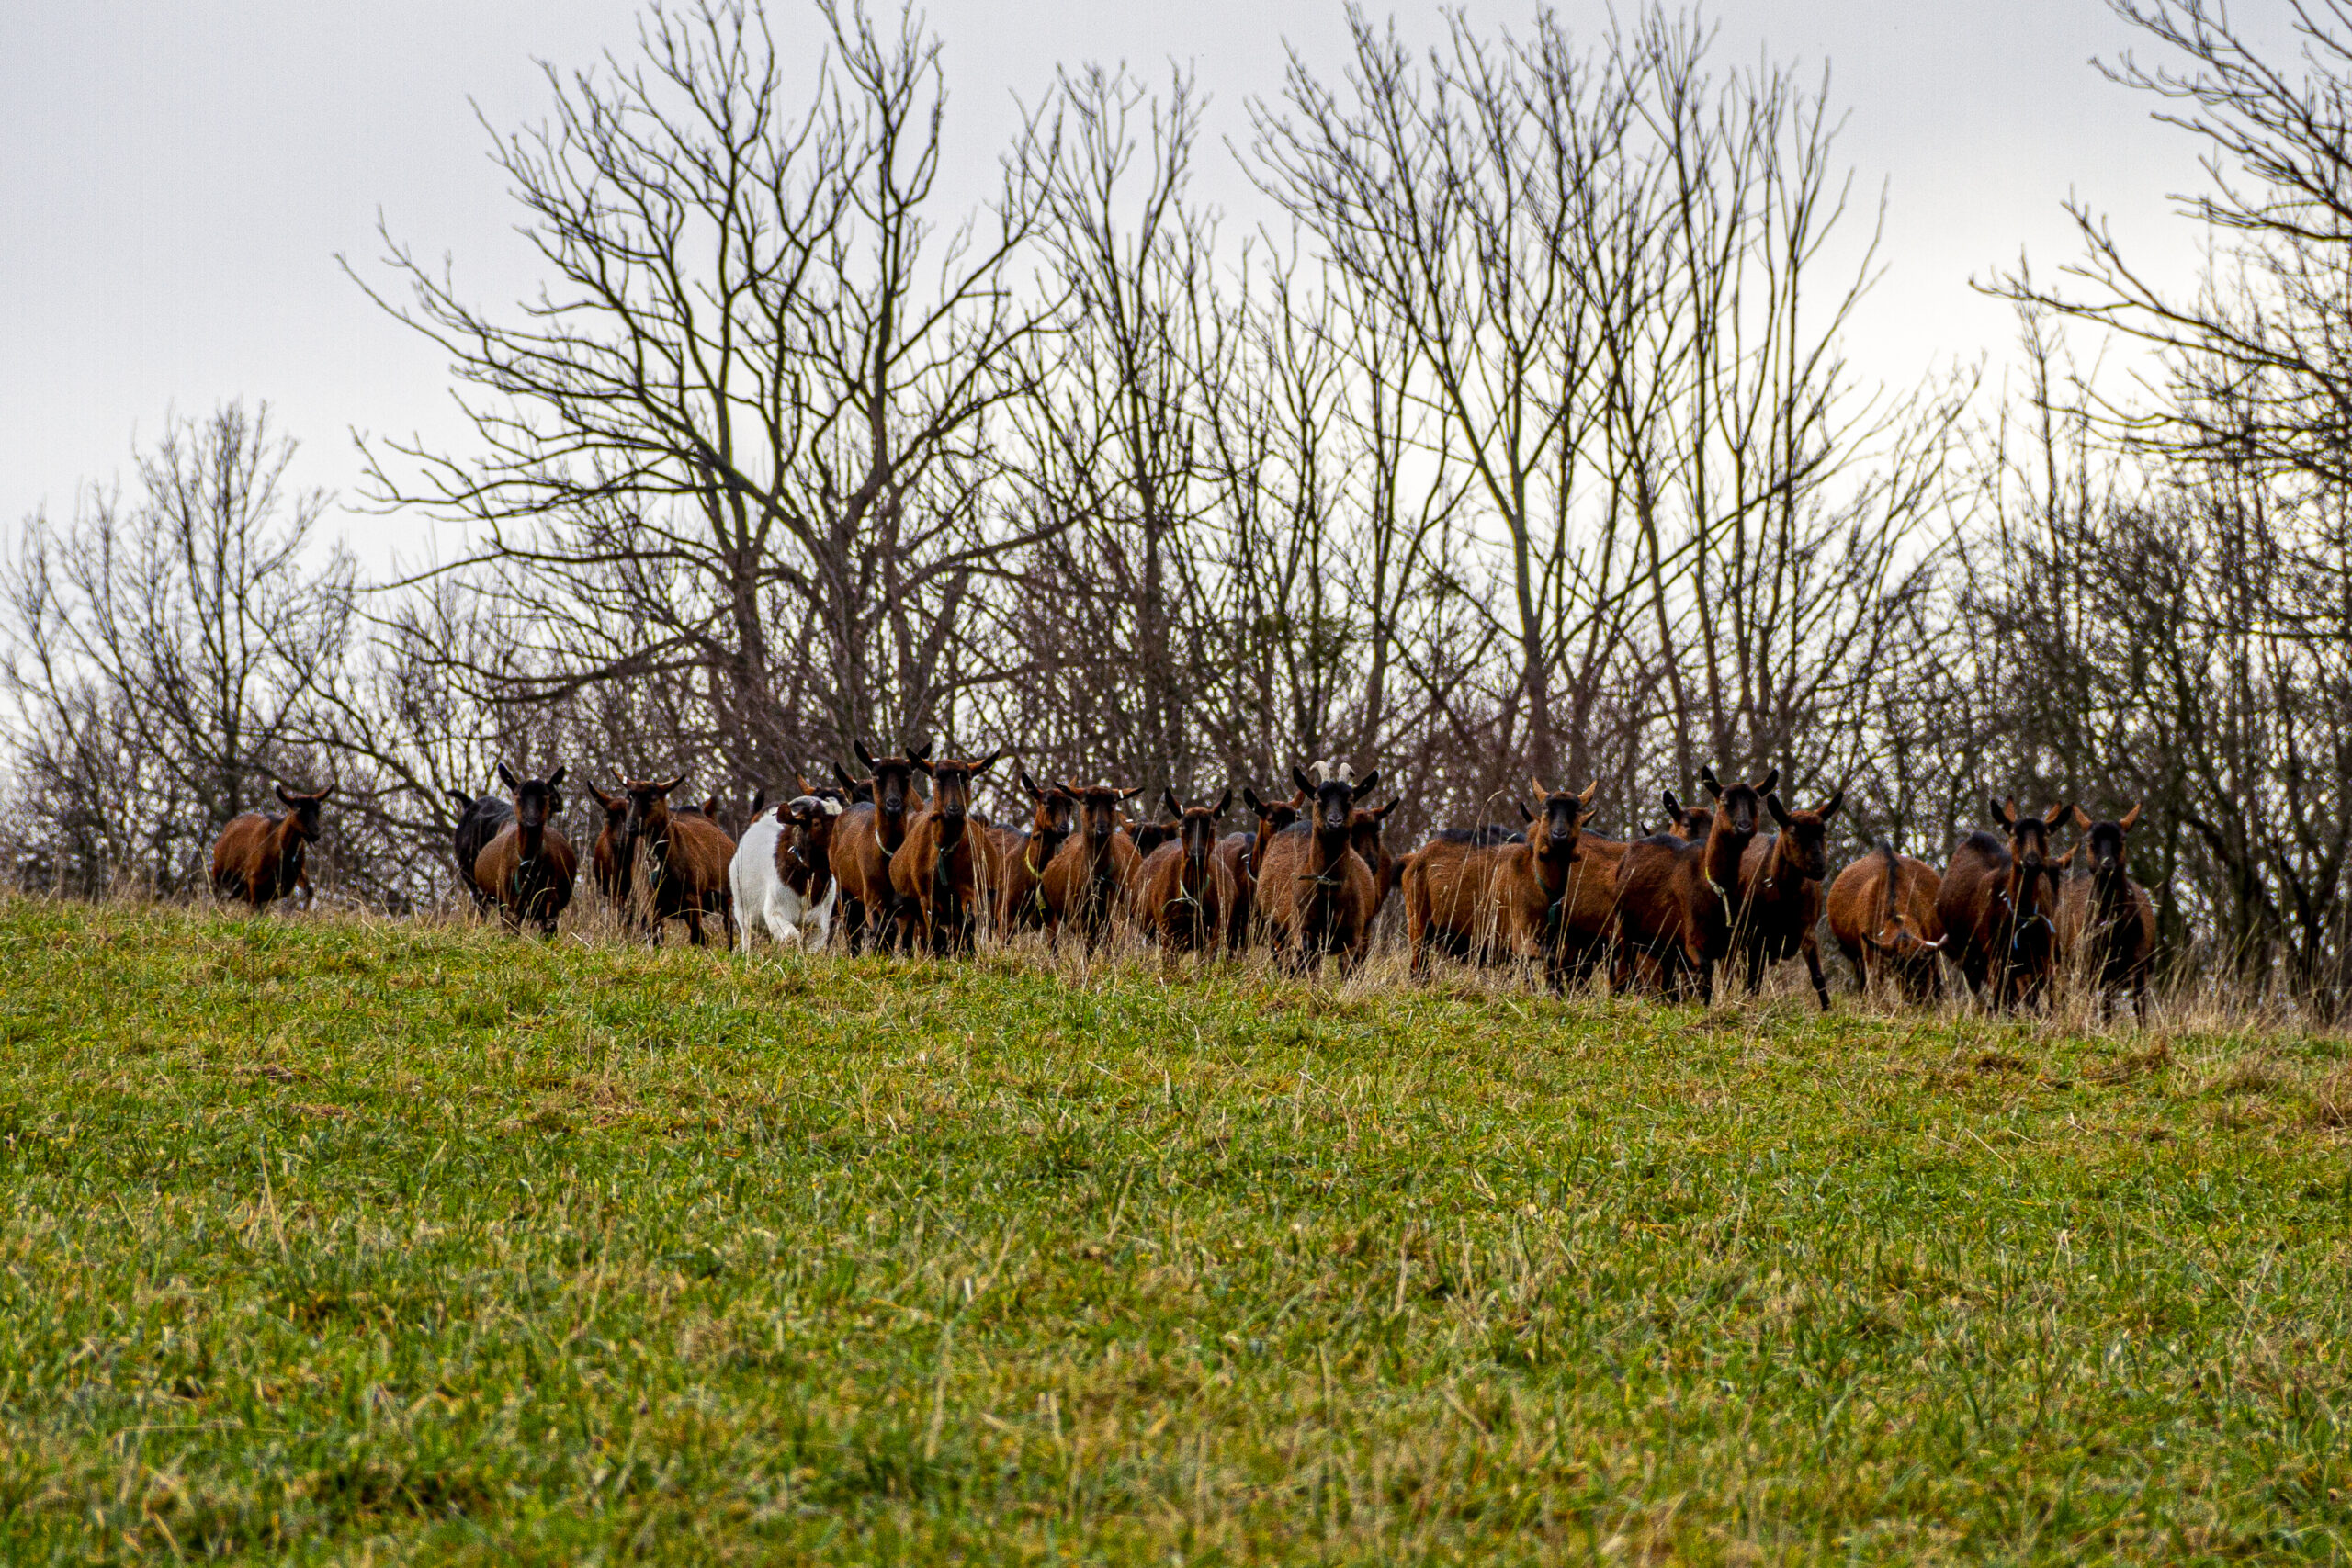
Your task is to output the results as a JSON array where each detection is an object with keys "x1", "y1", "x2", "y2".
[{"x1": 1, "y1": 899, "x2": 2348, "y2": 1563}]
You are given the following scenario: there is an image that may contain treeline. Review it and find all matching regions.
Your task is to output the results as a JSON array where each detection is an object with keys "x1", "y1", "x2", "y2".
[{"x1": 6, "y1": 0, "x2": 2352, "y2": 1006}]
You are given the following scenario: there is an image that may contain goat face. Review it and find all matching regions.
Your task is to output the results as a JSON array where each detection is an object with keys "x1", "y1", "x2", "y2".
[
  {"x1": 922, "y1": 750, "x2": 1001, "y2": 839},
  {"x1": 500, "y1": 763, "x2": 566, "y2": 838},
  {"x1": 1698, "y1": 764, "x2": 1777, "y2": 840},
  {"x1": 1991, "y1": 796, "x2": 2072, "y2": 915},
  {"x1": 1994, "y1": 796, "x2": 2067, "y2": 867},
  {"x1": 1659, "y1": 789, "x2": 1712, "y2": 840},
  {"x1": 621, "y1": 773, "x2": 686, "y2": 845},
  {"x1": 786, "y1": 792, "x2": 844, "y2": 869},
  {"x1": 274, "y1": 783, "x2": 330, "y2": 841},
  {"x1": 590, "y1": 784, "x2": 628, "y2": 835},
  {"x1": 1764, "y1": 786, "x2": 1842, "y2": 879},
  {"x1": 2073, "y1": 803, "x2": 2142, "y2": 885},
  {"x1": 1293, "y1": 764, "x2": 1380, "y2": 840},
  {"x1": 1243, "y1": 788, "x2": 1299, "y2": 837},
  {"x1": 1021, "y1": 770, "x2": 1075, "y2": 856},
  {"x1": 1530, "y1": 779, "x2": 1598, "y2": 862},
  {"x1": 1065, "y1": 782, "x2": 1141, "y2": 850},
  {"x1": 855, "y1": 740, "x2": 930, "y2": 823},
  {"x1": 1167, "y1": 788, "x2": 1231, "y2": 867},
  {"x1": 1350, "y1": 796, "x2": 1402, "y2": 872}
]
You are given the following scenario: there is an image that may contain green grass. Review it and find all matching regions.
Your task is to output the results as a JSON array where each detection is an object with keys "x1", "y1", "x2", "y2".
[{"x1": 1, "y1": 900, "x2": 2348, "y2": 1563}]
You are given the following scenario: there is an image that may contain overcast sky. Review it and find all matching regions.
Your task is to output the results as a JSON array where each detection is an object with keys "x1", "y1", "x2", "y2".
[{"x1": 0, "y1": 0, "x2": 2256, "y2": 566}]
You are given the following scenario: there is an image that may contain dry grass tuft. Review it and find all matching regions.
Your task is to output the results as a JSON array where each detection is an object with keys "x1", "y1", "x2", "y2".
[
  {"x1": 2307, "y1": 1064, "x2": 2352, "y2": 1128},
  {"x1": 2090, "y1": 1038, "x2": 2173, "y2": 1085},
  {"x1": 2208, "y1": 1053, "x2": 2291, "y2": 1098}
]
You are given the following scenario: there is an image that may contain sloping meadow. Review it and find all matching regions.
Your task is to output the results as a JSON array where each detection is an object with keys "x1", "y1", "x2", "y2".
[{"x1": 0, "y1": 900, "x2": 2346, "y2": 1563}]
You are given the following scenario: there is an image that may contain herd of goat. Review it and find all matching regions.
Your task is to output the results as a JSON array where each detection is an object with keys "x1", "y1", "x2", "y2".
[{"x1": 204, "y1": 746, "x2": 2161, "y2": 1018}]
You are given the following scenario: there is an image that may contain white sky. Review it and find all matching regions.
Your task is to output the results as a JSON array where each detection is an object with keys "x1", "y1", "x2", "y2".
[{"x1": 0, "y1": 1, "x2": 2262, "y2": 569}]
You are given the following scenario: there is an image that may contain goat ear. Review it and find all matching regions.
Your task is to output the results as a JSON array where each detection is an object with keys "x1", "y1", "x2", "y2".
[
  {"x1": 1291, "y1": 764, "x2": 1314, "y2": 795},
  {"x1": 497, "y1": 762, "x2": 519, "y2": 791},
  {"x1": 1578, "y1": 780, "x2": 1600, "y2": 807},
  {"x1": 972, "y1": 749, "x2": 1003, "y2": 774},
  {"x1": 1215, "y1": 788, "x2": 1233, "y2": 818},
  {"x1": 2042, "y1": 800, "x2": 2069, "y2": 828},
  {"x1": 2119, "y1": 801, "x2": 2143, "y2": 832},
  {"x1": 590, "y1": 783, "x2": 619, "y2": 810},
  {"x1": 1699, "y1": 766, "x2": 1724, "y2": 801},
  {"x1": 1993, "y1": 795, "x2": 2016, "y2": 826},
  {"x1": 1121, "y1": 785, "x2": 1145, "y2": 801},
  {"x1": 659, "y1": 773, "x2": 687, "y2": 795},
  {"x1": 1353, "y1": 769, "x2": 1381, "y2": 800},
  {"x1": 1818, "y1": 788, "x2": 1842, "y2": 821},
  {"x1": 1162, "y1": 787, "x2": 1183, "y2": 819},
  {"x1": 1375, "y1": 797, "x2": 1401, "y2": 821},
  {"x1": 1756, "y1": 768, "x2": 1780, "y2": 795},
  {"x1": 911, "y1": 741, "x2": 933, "y2": 764},
  {"x1": 1020, "y1": 767, "x2": 1042, "y2": 799},
  {"x1": 1662, "y1": 788, "x2": 1681, "y2": 817},
  {"x1": 854, "y1": 740, "x2": 876, "y2": 769},
  {"x1": 1766, "y1": 794, "x2": 1792, "y2": 828},
  {"x1": 2072, "y1": 805, "x2": 2095, "y2": 832},
  {"x1": 1577, "y1": 807, "x2": 1599, "y2": 829},
  {"x1": 1518, "y1": 802, "x2": 1534, "y2": 823},
  {"x1": 276, "y1": 783, "x2": 300, "y2": 807},
  {"x1": 832, "y1": 761, "x2": 856, "y2": 788},
  {"x1": 911, "y1": 755, "x2": 934, "y2": 775},
  {"x1": 548, "y1": 766, "x2": 566, "y2": 790},
  {"x1": 1531, "y1": 776, "x2": 1551, "y2": 803},
  {"x1": 2055, "y1": 844, "x2": 2078, "y2": 867}
]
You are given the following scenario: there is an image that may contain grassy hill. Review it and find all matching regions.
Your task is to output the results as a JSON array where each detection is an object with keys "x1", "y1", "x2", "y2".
[{"x1": 1, "y1": 899, "x2": 2346, "y2": 1562}]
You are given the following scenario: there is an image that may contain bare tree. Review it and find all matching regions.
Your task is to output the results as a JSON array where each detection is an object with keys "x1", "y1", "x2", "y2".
[
  {"x1": 355, "y1": 0, "x2": 1060, "y2": 778},
  {"x1": 3, "y1": 403, "x2": 351, "y2": 892}
]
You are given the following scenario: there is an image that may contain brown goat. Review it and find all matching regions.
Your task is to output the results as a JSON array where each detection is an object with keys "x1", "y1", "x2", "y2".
[
  {"x1": 1611, "y1": 766, "x2": 1778, "y2": 1001},
  {"x1": 888, "y1": 750, "x2": 1004, "y2": 953},
  {"x1": 587, "y1": 784, "x2": 634, "y2": 922},
  {"x1": 1255, "y1": 763, "x2": 1383, "y2": 975},
  {"x1": 988, "y1": 770, "x2": 1075, "y2": 936},
  {"x1": 1350, "y1": 798, "x2": 1405, "y2": 922},
  {"x1": 1655, "y1": 789, "x2": 1713, "y2": 841},
  {"x1": 447, "y1": 785, "x2": 512, "y2": 915},
  {"x1": 2057, "y1": 804, "x2": 2158, "y2": 1022},
  {"x1": 1403, "y1": 780, "x2": 1598, "y2": 987},
  {"x1": 1539, "y1": 791, "x2": 1704, "y2": 986},
  {"x1": 473, "y1": 764, "x2": 578, "y2": 938},
  {"x1": 1228, "y1": 786, "x2": 1304, "y2": 948},
  {"x1": 209, "y1": 784, "x2": 332, "y2": 911},
  {"x1": 1937, "y1": 798, "x2": 2074, "y2": 1010},
  {"x1": 1137, "y1": 790, "x2": 1238, "y2": 954},
  {"x1": 832, "y1": 741, "x2": 931, "y2": 953},
  {"x1": 1827, "y1": 842, "x2": 1946, "y2": 1001},
  {"x1": 1212, "y1": 832, "x2": 1256, "y2": 952},
  {"x1": 1728, "y1": 786, "x2": 1843, "y2": 1009},
  {"x1": 618, "y1": 774, "x2": 736, "y2": 946},
  {"x1": 1041, "y1": 781, "x2": 1145, "y2": 948}
]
